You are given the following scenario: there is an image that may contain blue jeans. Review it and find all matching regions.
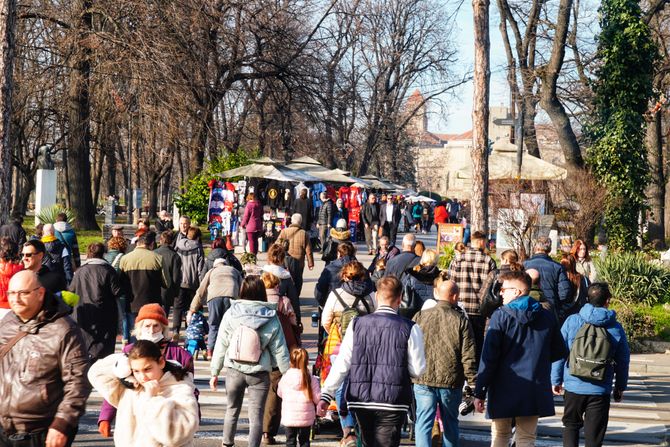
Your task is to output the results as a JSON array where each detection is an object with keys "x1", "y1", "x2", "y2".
[
  {"x1": 207, "y1": 297, "x2": 231, "y2": 352},
  {"x1": 336, "y1": 378, "x2": 355, "y2": 433},
  {"x1": 414, "y1": 384, "x2": 462, "y2": 447},
  {"x1": 117, "y1": 298, "x2": 135, "y2": 342}
]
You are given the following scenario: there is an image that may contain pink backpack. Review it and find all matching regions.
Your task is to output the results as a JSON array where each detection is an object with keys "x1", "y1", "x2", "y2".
[{"x1": 227, "y1": 325, "x2": 262, "y2": 364}]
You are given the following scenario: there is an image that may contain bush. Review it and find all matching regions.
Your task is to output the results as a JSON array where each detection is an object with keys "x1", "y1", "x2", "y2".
[
  {"x1": 594, "y1": 252, "x2": 670, "y2": 306},
  {"x1": 437, "y1": 244, "x2": 456, "y2": 270},
  {"x1": 36, "y1": 205, "x2": 76, "y2": 225},
  {"x1": 610, "y1": 301, "x2": 656, "y2": 341},
  {"x1": 174, "y1": 150, "x2": 257, "y2": 224}
]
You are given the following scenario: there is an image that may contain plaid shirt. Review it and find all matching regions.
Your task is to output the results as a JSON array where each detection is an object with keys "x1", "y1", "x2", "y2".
[{"x1": 447, "y1": 248, "x2": 497, "y2": 315}]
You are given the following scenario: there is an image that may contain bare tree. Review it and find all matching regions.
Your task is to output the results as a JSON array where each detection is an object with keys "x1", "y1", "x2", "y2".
[
  {"x1": 472, "y1": 0, "x2": 491, "y2": 233},
  {"x1": 538, "y1": 0, "x2": 584, "y2": 169},
  {"x1": 496, "y1": 0, "x2": 542, "y2": 157},
  {"x1": 0, "y1": 0, "x2": 16, "y2": 224}
]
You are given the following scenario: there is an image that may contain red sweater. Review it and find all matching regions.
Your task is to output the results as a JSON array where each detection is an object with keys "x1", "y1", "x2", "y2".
[
  {"x1": 0, "y1": 261, "x2": 24, "y2": 308},
  {"x1": 434, "y1": 206, "x2": 448, "y2": 224}
]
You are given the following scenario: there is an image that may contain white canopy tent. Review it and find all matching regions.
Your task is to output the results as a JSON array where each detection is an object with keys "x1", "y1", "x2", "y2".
[
  {"x1": 455, "y1": 141, "x2": 568, "y2": 181},
  {"x1": 285, "y1": 157, "x2": 357, "y2": 184},
  {"x1": 360, "y1": 175, "x2": 396, "y2": 190},
  {"x1": 217, "y1": 157, "x2": 321, "y2": 182}
]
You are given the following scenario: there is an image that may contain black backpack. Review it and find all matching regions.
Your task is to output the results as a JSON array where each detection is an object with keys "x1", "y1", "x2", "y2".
[
  {"x1": 479, "y1": 270, "x2": 503, "y2": 318},
  {"x1": 321, "y1": 238, "x2": 337, "y2": 262}
]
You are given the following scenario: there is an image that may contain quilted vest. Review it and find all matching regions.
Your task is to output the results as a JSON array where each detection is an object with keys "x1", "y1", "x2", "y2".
[{"x1": 347, "y1": 310, "x2": 415, "y2": 408}]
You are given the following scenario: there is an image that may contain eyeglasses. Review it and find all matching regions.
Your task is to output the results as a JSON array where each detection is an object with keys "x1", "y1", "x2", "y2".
[
  {"x1": 7, "y1": 287, "x2": 41, "y2": 298},
  {"x1": 21, "y1": 252, "x2": 38, "y2": 258}
]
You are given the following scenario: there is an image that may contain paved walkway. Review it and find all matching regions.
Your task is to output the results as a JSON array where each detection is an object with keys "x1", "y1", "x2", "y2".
[{"x1": 73, "y1": 230, "x2": 670, "y2": 446}]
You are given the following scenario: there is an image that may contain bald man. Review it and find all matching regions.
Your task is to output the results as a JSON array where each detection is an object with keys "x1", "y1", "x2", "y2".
[
  {"x1": 0, "y1": 271, "x2": 90, "y2": 447},
  {"x1": 411, "y1": 279, "x2": 477, "y2": 447}
]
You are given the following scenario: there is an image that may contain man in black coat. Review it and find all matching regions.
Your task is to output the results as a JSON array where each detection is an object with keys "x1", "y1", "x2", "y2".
[
  {"x1": 361, "y1": 194, "x2": 381, "y2": 255},
  {"x1": 385, "y1": 233, "x2": 419, "y2": 278},
  {"x1": 70, "y1": 242, "x2": 122, "y2": 360},
  {"x1": 380, "y1": 195, "x2": 402, "y2": 246},
  {"x1": 154, "y1": 230, "x2": 183, "y2": 316}
]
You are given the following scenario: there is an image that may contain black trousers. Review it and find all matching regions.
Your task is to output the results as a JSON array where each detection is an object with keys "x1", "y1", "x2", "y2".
[
  {"x1": 562, "y1": 390, "x2": 611, "y2": 447},
  {"x1": 285, "y1": 256, "x2": 305, "y2": 297},
  {"x1": 172, "y1": 287, "x2": 195, "y2": 334},
  {"x1": 468, "y1": 314, "x2": 486, "y2": 367},
  {"x1": 0, "y1": 427, "x2": 74, "y2": 447},
  {"x1": 354, "y1": 409, "x2": 405, "y2": 447},
  {"x1": 285, "y1": 426, "x2": 311, "y2": 447}
]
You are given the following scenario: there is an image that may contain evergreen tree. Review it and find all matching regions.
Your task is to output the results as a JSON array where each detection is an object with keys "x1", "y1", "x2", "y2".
[{"x1": 588, "y1": 0, "x2": 656, "y2": 251}]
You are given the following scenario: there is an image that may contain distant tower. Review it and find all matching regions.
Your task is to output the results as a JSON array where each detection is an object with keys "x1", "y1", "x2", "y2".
[{"x1": 406, "y1": 89, "x2": 428, "y2": 137}]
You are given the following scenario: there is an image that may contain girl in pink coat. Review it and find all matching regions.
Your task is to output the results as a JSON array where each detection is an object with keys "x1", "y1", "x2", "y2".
[{"x1": 277, "y1": 348, "x2": 321, "y2": 447}]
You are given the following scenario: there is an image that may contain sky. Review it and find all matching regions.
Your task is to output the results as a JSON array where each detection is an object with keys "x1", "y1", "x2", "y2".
[{"x1": 433, "y1": 4, "x2": 510, "y2": 134}]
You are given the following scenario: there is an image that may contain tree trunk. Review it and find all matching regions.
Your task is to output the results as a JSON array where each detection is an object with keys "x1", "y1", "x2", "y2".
[
  {"x1": 67, "y1": 0, "x2": 98, "y2": 229},
  {"x1": 11, "y1": 171, "x2": 32, "y2": 219},
  {"x1": 161, "y1": 164, "x2": 172, "y2": 211},
  {"x1": 92, "y1": 145, "x2": 105, "y2": 207},
  {"x1": 471, "y1": 0, "x2": 491, "y2": 234},
  {"x1": 106, "y1": 142, "x2": 117, "y2": 197},
  {"x1": 539, "y1": 0, "x2": 583, "y2": 169},
  {"x1": 521, "y1": 92, "x2": 540, "y2": 157},
  {"x1": 0, "y1": 0, "x2": 16, "y2": 225},
  {"x1": 148, "y1": 174, "x2": 160, "y2": 219},
  {"x1": 647, "y1": 109, "x2": 664, "y2": 243}
]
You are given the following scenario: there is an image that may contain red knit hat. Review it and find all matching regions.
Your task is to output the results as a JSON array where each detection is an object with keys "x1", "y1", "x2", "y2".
[{"x1": 135, "y1": 303, "x2": 168, "y2": 326}]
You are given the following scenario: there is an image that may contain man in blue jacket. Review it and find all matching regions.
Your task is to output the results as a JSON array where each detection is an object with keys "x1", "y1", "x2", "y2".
[
  {"x1": 474, "y1": 270, "x2": 566, "y2": 447},
  {"x1": 551, "y1": 283, "x2": 630, "y2": 447},
  {"x1": 524, "y1": 236, "x2": 572, "y2": 322}
]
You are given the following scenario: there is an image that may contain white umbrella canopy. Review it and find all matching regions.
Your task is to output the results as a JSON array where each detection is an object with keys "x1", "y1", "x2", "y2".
[
  {"x1": 455, "y1": 147, "x2": 567, "y2": 181},
  {"x1": 217, "y1": 162, "x2": 321, "y2": 182},
  {"x1": 407, "y1": 195, "x2": 436, "y2": 203},
  {"x1": 285, "y1": 161, "x2": 356, "y2": 183}
]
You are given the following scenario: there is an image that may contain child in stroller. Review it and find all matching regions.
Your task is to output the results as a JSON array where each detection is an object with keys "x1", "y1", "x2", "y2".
[{"x1": 185, "y1": 310, "x2": 209, "y2": 360}]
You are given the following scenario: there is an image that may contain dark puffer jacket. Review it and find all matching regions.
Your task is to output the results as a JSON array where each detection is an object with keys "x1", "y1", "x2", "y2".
[
  {"x1": 70, "y1": 258, "x2": 122, "y2": 360},
  {"x1": 317, "y1": 199, "x2": 334, "y2": 226},
  {"x1": 404, "y1": 265, "x2": 441, "y2": 304},
  {"x1": 0, "y1": 294, "x2": 91, "y2": 439}
]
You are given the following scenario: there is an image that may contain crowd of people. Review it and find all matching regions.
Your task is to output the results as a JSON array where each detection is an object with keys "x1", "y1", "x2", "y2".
[{"x1": 0, "y1": 210, "x2": 631, "y2": 447}]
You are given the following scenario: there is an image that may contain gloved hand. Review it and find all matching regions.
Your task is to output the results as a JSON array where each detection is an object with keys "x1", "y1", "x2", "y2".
[{"x1": 98, "y1": 420, "x2": 111, "y2": 437}]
